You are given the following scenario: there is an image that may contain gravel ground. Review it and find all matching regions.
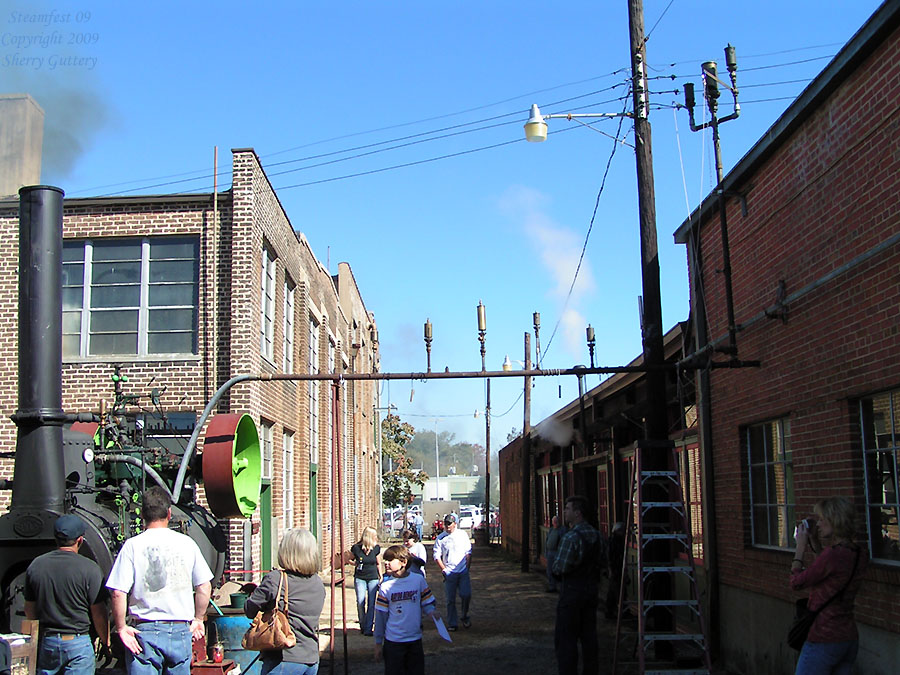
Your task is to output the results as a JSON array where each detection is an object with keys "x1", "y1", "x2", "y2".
[{"x1": 319, "y1": 540, "x2": 616, "y2": 675}]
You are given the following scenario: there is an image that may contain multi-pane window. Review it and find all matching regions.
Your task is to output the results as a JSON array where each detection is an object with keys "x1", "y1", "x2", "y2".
[
  {"x1": 140, "y1": 412, "x2": 197, "y2": 456},
  {"x1": 62, "y1": 237, "x2": 198, "y2": 358},
  {"x1": 283, "y1": 430, "x2": 294, "y2": 528},
  {"x1": 260, "y1": 420, "x2": 273, "y2": 481},
  {"x1": 747, "y1": 417, "x2": 794, "y2": 548},
  {"x1": 282, "y1": 279, "x2": 295, "y2": 372},
  {"x1": 260, "y1": 247, "x2": 276, "y2": 361},
  {"x1": 308, "y1": 317, "x2": 320, "y2": 465},
  {"x1": 860, "y1": 388, "x2": 900, "y2": 564},
  {"x1": 677, "y1": 443, "x2": 704, "y2": 561}
]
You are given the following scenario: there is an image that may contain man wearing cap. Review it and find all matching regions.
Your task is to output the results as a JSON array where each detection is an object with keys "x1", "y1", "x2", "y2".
[
  {"x1": 24, "y1": 514, "x2": 109, "y2": 675},
  {"x1": 106, "y1": 487, "x2": 212, "y2": 675},
  {"x1": 432, "y1": 513, "x2": 472, "y2": 631}
]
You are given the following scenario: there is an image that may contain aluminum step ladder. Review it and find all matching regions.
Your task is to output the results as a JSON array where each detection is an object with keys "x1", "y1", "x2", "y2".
[{"x1": 612, "y1": 440, "x2": 712, "y2": 675}]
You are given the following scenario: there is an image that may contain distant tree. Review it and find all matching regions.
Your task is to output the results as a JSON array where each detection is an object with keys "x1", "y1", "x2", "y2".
[
  {"x1": 507, "y1": 427, "x2": 521, "y2": 443},
  {"x1": 381, "y1": 414, "x2": 428, "y2": 509}
]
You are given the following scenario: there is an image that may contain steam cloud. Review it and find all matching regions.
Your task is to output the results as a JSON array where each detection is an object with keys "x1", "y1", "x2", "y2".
[
  {"x1": 500, "y1": 185, "x2": 596, "y2": 358},
  {"x1": 533, "y1": 417, "x2": 574, "y2": 446}
]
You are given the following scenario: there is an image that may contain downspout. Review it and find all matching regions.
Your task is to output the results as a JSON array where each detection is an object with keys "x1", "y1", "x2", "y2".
[{"x1": 688, "y1": 225, "x2": 720, "y2": 658}]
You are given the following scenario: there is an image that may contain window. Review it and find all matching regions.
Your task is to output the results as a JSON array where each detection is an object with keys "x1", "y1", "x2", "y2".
[
  {"x1": 747, "y1": 417, "x2": 794, "y2": 548},
  {"x1": 860, "y1": 388, "x2": 900, "y2": 564},
  {"x1": 308, "y1": 317, "x2": 320, "y2": 465},
  {"x1": 261, "y1": 420, "x2": 273, "y2": 481},
  {"x1": 260, "y1": 247, "x2": 276, "y2": 361},
  {"x1": 282, "y1": 278, "x2": 295, "y2": 372},
  {"x1": 140, "y1": 412, "x2": 197, "y2": 456},
  {"x1": 62, "y1": 237, "x2": 198, "y2": 357},
  {"x1": 283, "y1": 430, "x2": 294, "y2": 528},
  {"x1": 677, "y1": 443, "x2": 703, "y2": 561}
]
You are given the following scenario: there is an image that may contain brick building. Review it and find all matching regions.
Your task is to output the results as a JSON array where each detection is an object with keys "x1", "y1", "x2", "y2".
[
  {"x1": 674, "y1": 1, "x2": 900, "y2": 672},
  {"x1": 0, "y1": 147, "x2": 381, "y2": 576},
  {"x1": 499, "y1": 324, "x2": 698, "y2": 580}
]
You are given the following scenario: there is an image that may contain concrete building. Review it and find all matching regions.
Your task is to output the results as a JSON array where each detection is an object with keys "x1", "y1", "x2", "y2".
[{"x1": 0, "y1": 147, "x2": 382, "y2": 575}]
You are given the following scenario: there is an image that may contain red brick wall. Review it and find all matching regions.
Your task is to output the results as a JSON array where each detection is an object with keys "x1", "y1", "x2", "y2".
[
  {"x1": 0, "y1": 148, "x2": 381, "y2": 580},
  {"x1": 693, "y1": 24, "x2": 900, "y2": 634}
]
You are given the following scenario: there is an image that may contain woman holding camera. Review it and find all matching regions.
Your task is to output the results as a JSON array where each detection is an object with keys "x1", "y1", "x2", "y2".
[{"x1": 791, "y1": 496, "x2": 868, "y2": 674}]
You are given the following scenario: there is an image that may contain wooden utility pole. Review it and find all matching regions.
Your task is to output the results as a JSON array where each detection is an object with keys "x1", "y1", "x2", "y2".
[
  {"x1": 627, "y1": 0, "x2": 675, "y2": 652},
  {"x1": 521, "y1": 332, "x2": 532, "y2": 572},
  {"x1": 627, "y1": 0, "x2": 667, "y2": 441}
]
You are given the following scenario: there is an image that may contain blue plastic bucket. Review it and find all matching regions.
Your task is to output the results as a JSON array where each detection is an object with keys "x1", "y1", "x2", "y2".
[{"x1": 212, "y1": 615, "x2": 261, "y2": 675}]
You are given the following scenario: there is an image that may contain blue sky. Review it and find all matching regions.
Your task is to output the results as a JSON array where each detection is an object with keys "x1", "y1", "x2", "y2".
[{"x1": 3, "y1": 0, "x2": 883, "y2": 450}]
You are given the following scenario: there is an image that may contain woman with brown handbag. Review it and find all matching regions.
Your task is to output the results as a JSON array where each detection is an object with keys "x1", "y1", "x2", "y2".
[{"x1": 245, "y1": 528, "x2": 325, "y2": 675}]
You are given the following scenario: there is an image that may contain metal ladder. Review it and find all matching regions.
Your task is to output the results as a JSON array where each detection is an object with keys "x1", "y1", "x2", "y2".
[{"x1": 612, "y1": 440, "x2": 712, "y2": 675}]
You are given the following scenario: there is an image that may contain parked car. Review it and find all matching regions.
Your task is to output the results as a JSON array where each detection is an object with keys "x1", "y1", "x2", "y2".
[
  {"x1": 458, "y1": 506, "x2": 483, "y2": 530},
  {"x1": 382, "y1": 508, "x2": 406, "y2": 535}
]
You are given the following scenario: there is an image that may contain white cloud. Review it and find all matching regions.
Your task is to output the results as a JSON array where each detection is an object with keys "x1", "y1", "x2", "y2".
[{"x1": 499, "y1": 185, "x2": 595, "y2": 358}]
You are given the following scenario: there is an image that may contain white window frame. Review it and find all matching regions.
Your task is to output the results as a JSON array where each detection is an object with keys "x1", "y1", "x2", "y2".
[
  {"x1": 308, "y1": 316, "x2": 320, "y2": 465},
  {"x1": 283, "y1": 430, "x2": 295, "y2": 528},
  {"x1": 261, "y1": 420, "x2": 274, "y2": 481},
  {"x1": 282, "y1": 278, "x2": 295, "y2": 372},
  {"x1": 260, "y1": 247, "x2": 276, "y2": 362},
  {"x1": 63, "y1": 237, "x2": 198, "y2": 358}
]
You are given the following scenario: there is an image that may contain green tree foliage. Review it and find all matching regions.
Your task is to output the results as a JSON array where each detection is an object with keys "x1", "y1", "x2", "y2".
[{"x1": 381, "y1": 413, "x2": 428, "y2": 509}]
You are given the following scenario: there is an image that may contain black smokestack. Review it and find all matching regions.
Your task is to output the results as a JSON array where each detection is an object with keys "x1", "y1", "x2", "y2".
[{"x1": 11, "y1": 185, "x2": 66, "y2": 512}]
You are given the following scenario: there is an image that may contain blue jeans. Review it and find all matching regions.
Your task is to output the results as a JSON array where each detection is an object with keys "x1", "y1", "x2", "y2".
[
  {"x1": 260, "y1": 657, "x2": 319, "y2": 675},
  {"x1": 37, "y1": 634, "x2": 94, "y2": 675},
  {"x1": 126, "y1": 621, "x2": 191, "y2": 675},
  {"x1": 796, "y1": 640, "x2": 858, "y2": 675},
  {"x1": 443, "y1": 569, "x2": 471, "y2": 628},
  {"x1": 355, "y1": 577, "x2": 379, "y2": 634}
]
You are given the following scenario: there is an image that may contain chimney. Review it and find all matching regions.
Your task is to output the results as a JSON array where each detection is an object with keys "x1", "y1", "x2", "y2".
[{"x1": 0, "y1": 95, "x2": 44, "y2": 198}]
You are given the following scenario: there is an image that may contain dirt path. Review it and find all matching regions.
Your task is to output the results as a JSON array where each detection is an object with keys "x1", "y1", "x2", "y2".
[{"x1": 318, "y1": 540, "x2": 617, "y2": 675}]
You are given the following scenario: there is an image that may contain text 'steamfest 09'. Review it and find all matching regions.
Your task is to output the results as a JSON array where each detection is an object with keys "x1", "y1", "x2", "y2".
[{"x1": 3, "y1": 9, "x2": 98, "y2": 71}]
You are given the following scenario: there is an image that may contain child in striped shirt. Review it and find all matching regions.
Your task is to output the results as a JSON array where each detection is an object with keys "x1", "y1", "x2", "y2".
[{"x1": 374, "y1": 545, "x2": 438, "y2": 675}]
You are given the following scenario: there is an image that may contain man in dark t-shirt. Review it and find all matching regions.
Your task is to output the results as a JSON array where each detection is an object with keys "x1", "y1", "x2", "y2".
[{"x1": 25, "y1": 514, "x2": 108, "y2": 675}]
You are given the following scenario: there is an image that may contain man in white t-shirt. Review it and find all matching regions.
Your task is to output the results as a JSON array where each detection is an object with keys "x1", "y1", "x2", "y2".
[
  {"x1": 433, "y1": 513, "x2": 472, "y2": 631},
  {"x1": 107, "y1": 487, "x2": 213, "y2": 675}
]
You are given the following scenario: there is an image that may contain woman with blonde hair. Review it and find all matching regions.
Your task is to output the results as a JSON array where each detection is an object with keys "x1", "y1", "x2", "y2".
[
  {"x1": 245, "y1": 528, "x2": 325, "y2": 675},
  {"x1": 791, "y1": 496, "x2": 868, "y2": 674},
  {"x1": 351, "y1": 526, "x2": 383, "y2": 636}
]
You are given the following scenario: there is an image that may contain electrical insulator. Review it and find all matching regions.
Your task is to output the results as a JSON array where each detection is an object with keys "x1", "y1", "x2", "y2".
[
  {"x1": 725, "y1": 44, "x2": 737, "y2": 73},
  {"x1": 684, "y1": 82, "x2": 695, "y2": 110},
  {"x1": 702, "y1": 61, "x2": 720, "y2": 101}
]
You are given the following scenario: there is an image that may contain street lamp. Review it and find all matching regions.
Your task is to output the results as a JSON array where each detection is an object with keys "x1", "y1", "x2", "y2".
[{"x1": 524, "y1": 104, "x2": 629, "y2": 142}]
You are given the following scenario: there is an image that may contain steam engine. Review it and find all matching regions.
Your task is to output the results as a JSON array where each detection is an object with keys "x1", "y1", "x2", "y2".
[{"x1": 0, "y1": 186, "x2": 261, "y2": 632}]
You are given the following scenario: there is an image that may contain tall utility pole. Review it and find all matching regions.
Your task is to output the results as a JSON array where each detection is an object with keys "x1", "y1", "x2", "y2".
[
  {"x1": 628, "y1": 0, "x2": 667, "y2": 442},
  {"x1": 627, "y1": 0, "x2": 674, "y2": 650},
  {"x1": 521, "y1": 331, "x2": 532, "y2": 572}
]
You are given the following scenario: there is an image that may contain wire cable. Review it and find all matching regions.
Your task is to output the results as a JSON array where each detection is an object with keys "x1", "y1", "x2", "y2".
[{"x1": 540, "y1": 92, "x2": 632, "y2": 360}]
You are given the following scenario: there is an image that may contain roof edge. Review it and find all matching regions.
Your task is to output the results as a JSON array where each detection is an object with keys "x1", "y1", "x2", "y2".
[{"x1": 674, "y1": 0, "x2": 900, "y2": 243}]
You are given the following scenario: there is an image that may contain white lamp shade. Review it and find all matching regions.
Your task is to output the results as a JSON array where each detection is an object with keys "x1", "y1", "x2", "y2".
[{"x1": 524, "y1": 103, "x2": 548, "y2": 142}]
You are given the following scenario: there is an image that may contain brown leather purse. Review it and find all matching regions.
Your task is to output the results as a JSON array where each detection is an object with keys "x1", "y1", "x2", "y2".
[{"x1": 242, "y1": 571, "x2": 297, "y2": 650}]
